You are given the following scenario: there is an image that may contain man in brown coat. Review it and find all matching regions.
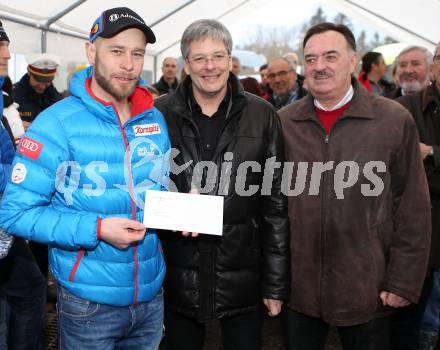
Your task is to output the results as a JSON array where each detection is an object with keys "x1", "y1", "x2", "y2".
[{"x1": 278, "y1": 22, "x2": 431, "y2": 350}]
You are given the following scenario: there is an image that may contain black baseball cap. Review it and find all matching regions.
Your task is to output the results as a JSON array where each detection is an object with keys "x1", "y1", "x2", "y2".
[
  {"x1": 0, "y1": 20, "x2": 9, "y2": 42},
  {"x1": 89, "y1": 7, "x2": 155, "y2": 44}
]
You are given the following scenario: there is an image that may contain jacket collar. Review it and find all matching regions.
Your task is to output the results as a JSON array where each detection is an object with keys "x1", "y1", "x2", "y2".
[
  {"x1": 288, "y1": 78, "x2": 374, "y2": 122},
  {"x1": 421, "y1": 82, "x2": 440, "y2": 112}
]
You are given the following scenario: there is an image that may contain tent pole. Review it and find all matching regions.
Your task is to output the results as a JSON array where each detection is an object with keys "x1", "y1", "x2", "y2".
[
  {"x1": 0, "y1": 12, "x2": 88, "y2": 46},
  {"x1": 40, "y1": 0, "x2": 88, "y2": 52},
  {"x1": 41, "y1": 30, "x2": 47, "y2": 52},
  {"x1": 149, "y1": 0, "x2": 195, "y2": 27},
  {"x1": 154, "y1": 0, "x2": 254, "y2": 57},
  {"x1": 153, "y1": 55, "x2": 158, "y2": 84},
  {"x1": 44, "y1": 0, "x2": 88, "y2": 26},
  {"x1": 342, "y1": 0, "x2": 436, "y2": 45}
]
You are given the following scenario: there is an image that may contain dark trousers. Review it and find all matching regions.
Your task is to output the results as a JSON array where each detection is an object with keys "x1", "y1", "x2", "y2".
[
  {"x1": 28, "y1": 241, "x2": 48, "y2": 278},
  {"x1": 0, "y1": 237, "x2": 46, "y2": 350},
  {"x1": 390, "y1": 304, "x2": 418, "y2": 350},
  {"x1": 282, "y1": 306, "x2": 390, "y2": 350},
  {"x1": 390, "y1": 269, "x2": 440, "y2": 350},
  {"x1": 164, "y1": 309, "x2": 263, "y2": 350}
]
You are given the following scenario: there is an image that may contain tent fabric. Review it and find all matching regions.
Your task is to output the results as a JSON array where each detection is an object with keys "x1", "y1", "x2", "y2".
[
  {"x1": 326, "y1": 0, "x2": 437, "y2": 52},
  {"x1": 373, "y1": 43, "x2": 409, "y2": 65},
  {"x1": 0, "y1": 0, "x2": 266, "y2": 67},
  {"x1": 0, "y1": 0, "x2": 437, "y2": 86}
]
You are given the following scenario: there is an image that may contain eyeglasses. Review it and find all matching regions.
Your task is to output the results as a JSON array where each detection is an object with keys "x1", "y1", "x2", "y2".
[
  {"x1": 267, "y1": 69, "x2": 293, "y2": 80},
  {"x1": 187, "y1": 53, "x2": 230, "y2": 67}
]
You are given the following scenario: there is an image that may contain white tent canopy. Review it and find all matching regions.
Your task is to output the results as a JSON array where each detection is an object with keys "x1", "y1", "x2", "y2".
[
  {"x1": 0, "y1": 0, "x2": 266, "y2": 87},
  {"x1": 326, "y1": 0, "x2": 437, "y2": 52},
  {"x1": 1, "y1": 0, "x2": 438, "y2": 89}
]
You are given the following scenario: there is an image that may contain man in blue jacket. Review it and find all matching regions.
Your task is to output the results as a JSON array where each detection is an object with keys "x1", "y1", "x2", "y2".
[
  {"x1": 0, "y1": 21, "x2": 13, "y2": 195},
  {"x1": 0, "y1": 20, "x2": 46, "y2": 350},
  {"x1": 0, "y1": 8, "x2": 170, "y2": 349}
]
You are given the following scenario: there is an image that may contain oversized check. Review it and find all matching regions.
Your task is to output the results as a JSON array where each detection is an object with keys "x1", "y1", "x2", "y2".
[{"x1": 143, "y1": 190, "x2": 224, "y2": 236}]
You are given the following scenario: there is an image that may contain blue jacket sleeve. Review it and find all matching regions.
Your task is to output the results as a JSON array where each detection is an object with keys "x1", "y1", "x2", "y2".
[
  {"x1": 0, "y1": 121, "x2": 14, "y2": 193},
  {"x1": 0, "y1": 111, "x2": 100, "y2": 250}
]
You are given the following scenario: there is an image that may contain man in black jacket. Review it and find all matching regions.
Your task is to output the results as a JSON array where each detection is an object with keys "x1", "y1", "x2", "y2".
[
  {"x1": 12, "y1": 53, "x2": 62, "y2": 129},
  {"x1": 267, "y1": 57, "x2": 307, "y2": 110},
  {"x1": 155, "y1": 19, "x2": 290, "y2": 350},
  {"x1": 397, "y1": 41, "x2": 440, "y2": 350},
  {"x1": 385, "y1": 46, "x2": 432, "y2": 99},
  {"x1": 152, "y1": 56, "x2": 179, "y2": 96}
]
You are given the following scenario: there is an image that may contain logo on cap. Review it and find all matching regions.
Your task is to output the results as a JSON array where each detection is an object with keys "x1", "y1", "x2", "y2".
[
  {"x1": 91, "y1": 23, "x2": 99, "y2": 34},
  {"x1": 109, "y1": 13, "x2": 120, "y2": 22}
]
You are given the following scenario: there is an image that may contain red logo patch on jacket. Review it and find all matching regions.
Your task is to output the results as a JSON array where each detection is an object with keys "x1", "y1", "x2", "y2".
[
  {"x1": 18, "y1": 137, "x2": 43, "y2": 160},
  {"x1": 133, "y1": 123, "x2": 161, "y2": 137}
]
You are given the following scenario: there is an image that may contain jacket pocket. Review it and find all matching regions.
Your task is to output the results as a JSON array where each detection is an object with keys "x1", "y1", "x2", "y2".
[{"x1": 68, "y1": 249, "x2": 84, "y2": 282}]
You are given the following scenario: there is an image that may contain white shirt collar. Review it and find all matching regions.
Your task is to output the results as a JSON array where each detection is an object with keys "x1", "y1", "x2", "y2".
[{"x1": 314, "y1": 85, "x2": 354, "y2": 111}]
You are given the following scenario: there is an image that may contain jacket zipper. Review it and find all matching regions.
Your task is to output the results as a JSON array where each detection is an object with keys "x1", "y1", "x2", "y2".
[
  {"x1": 319, "y1": 131, "x2": 329, "y2": 316},
  {"x1": 319, "y1": 120, "x2": 342, "y2": 317},
  {"x1": 181, "y1": 110, "x2": 217, "y2": 318},
  {"x1": 181, "y1": 112, "x2": 202, "y2": 180},
  {"x1": 113, "y1": 105, "x2": 139, "y2": 305}
]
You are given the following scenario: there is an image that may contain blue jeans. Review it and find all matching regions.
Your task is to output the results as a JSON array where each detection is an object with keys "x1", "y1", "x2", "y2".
[
  {"x1": 57, "y1": 286, "x2": 164, "y2": 350},
  {"x1": 418, "y1": 268, "x2": 440, "y2": 336}
]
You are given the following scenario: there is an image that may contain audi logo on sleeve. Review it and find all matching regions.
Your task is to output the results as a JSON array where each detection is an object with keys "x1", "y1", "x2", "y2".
[{"x1": 18, "y1": 137, "x2": 43, "y2": 160}]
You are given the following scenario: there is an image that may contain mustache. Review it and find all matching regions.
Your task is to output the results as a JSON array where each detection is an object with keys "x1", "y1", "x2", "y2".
[
  {"x1": 111, "y1": 73, "x2": 138, "y2": 80},
  {"x1": 401, "y1": 72, "x2": 418, "y2": 81},
  {"x1": 312, "y1": 70, "x2": 333, "y2": 79}
]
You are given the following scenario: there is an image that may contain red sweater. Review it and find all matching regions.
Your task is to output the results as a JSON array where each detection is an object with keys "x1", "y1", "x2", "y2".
[{"x1": 315, "y1": 102, "x2": 350, "y2": 134}]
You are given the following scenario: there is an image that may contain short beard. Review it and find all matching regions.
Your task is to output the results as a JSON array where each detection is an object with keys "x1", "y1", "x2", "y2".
[
  {"x1": 94, "y1": 55, "x2": 138, "y2": 101},
  {"x1": 400, "y1": 75, "x2": 430, "y2": 95}
]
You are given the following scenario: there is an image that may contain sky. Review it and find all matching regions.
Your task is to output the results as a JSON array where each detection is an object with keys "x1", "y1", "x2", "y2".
[
  {"x1": 228, "y1": 0, "x2": 376, "y2": 48},
  {"x1": 229, "y1": 0, "x2": 322, "y2": 44}
]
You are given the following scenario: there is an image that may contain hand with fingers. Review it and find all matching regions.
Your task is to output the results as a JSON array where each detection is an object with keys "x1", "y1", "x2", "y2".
[
  {"x1": 100, "y1": 217, "x2": 147, "y2": 249},
  {"x1": 420, "y1": 142, "x2": 433, "y2": 160},
  {"x1": 263, "y1": 298, "x2": 283, "y2": 317},
  {"x1": 379, "y1": 291, "x2": 411, "y2": 308}
]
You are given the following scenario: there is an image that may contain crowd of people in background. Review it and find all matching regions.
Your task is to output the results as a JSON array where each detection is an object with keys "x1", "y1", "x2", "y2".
[{"x1": 1, "y1": 6, "x2": 440, "y2": 350}]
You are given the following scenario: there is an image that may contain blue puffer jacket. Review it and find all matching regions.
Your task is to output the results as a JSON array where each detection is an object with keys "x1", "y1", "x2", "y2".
[
  {"x1": 0, "y1": 77, "x2": 15, "y2": 193},
  {"x1": 0, "y1": 67, "x2": 170, "y2": 306}
]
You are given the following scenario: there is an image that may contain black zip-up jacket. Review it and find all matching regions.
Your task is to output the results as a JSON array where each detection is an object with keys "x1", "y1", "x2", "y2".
[
  {"x1": 155, "y1": 74, "x2": 290, "y2": 321},
  {"x1": 397, "y1": 83, "x2": 440, "y2": 269},
  {"x1": 12, "y1": 73, "x2": 62, "y2": 123},
  {"x1": 152, "y1": 76, "x2": 179, "y2": 96}
]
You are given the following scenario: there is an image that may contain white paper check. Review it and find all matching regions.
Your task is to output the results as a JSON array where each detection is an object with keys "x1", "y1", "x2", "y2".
[{"x1": 143, "y1": 190, "x2": 224, "y2": 236}]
